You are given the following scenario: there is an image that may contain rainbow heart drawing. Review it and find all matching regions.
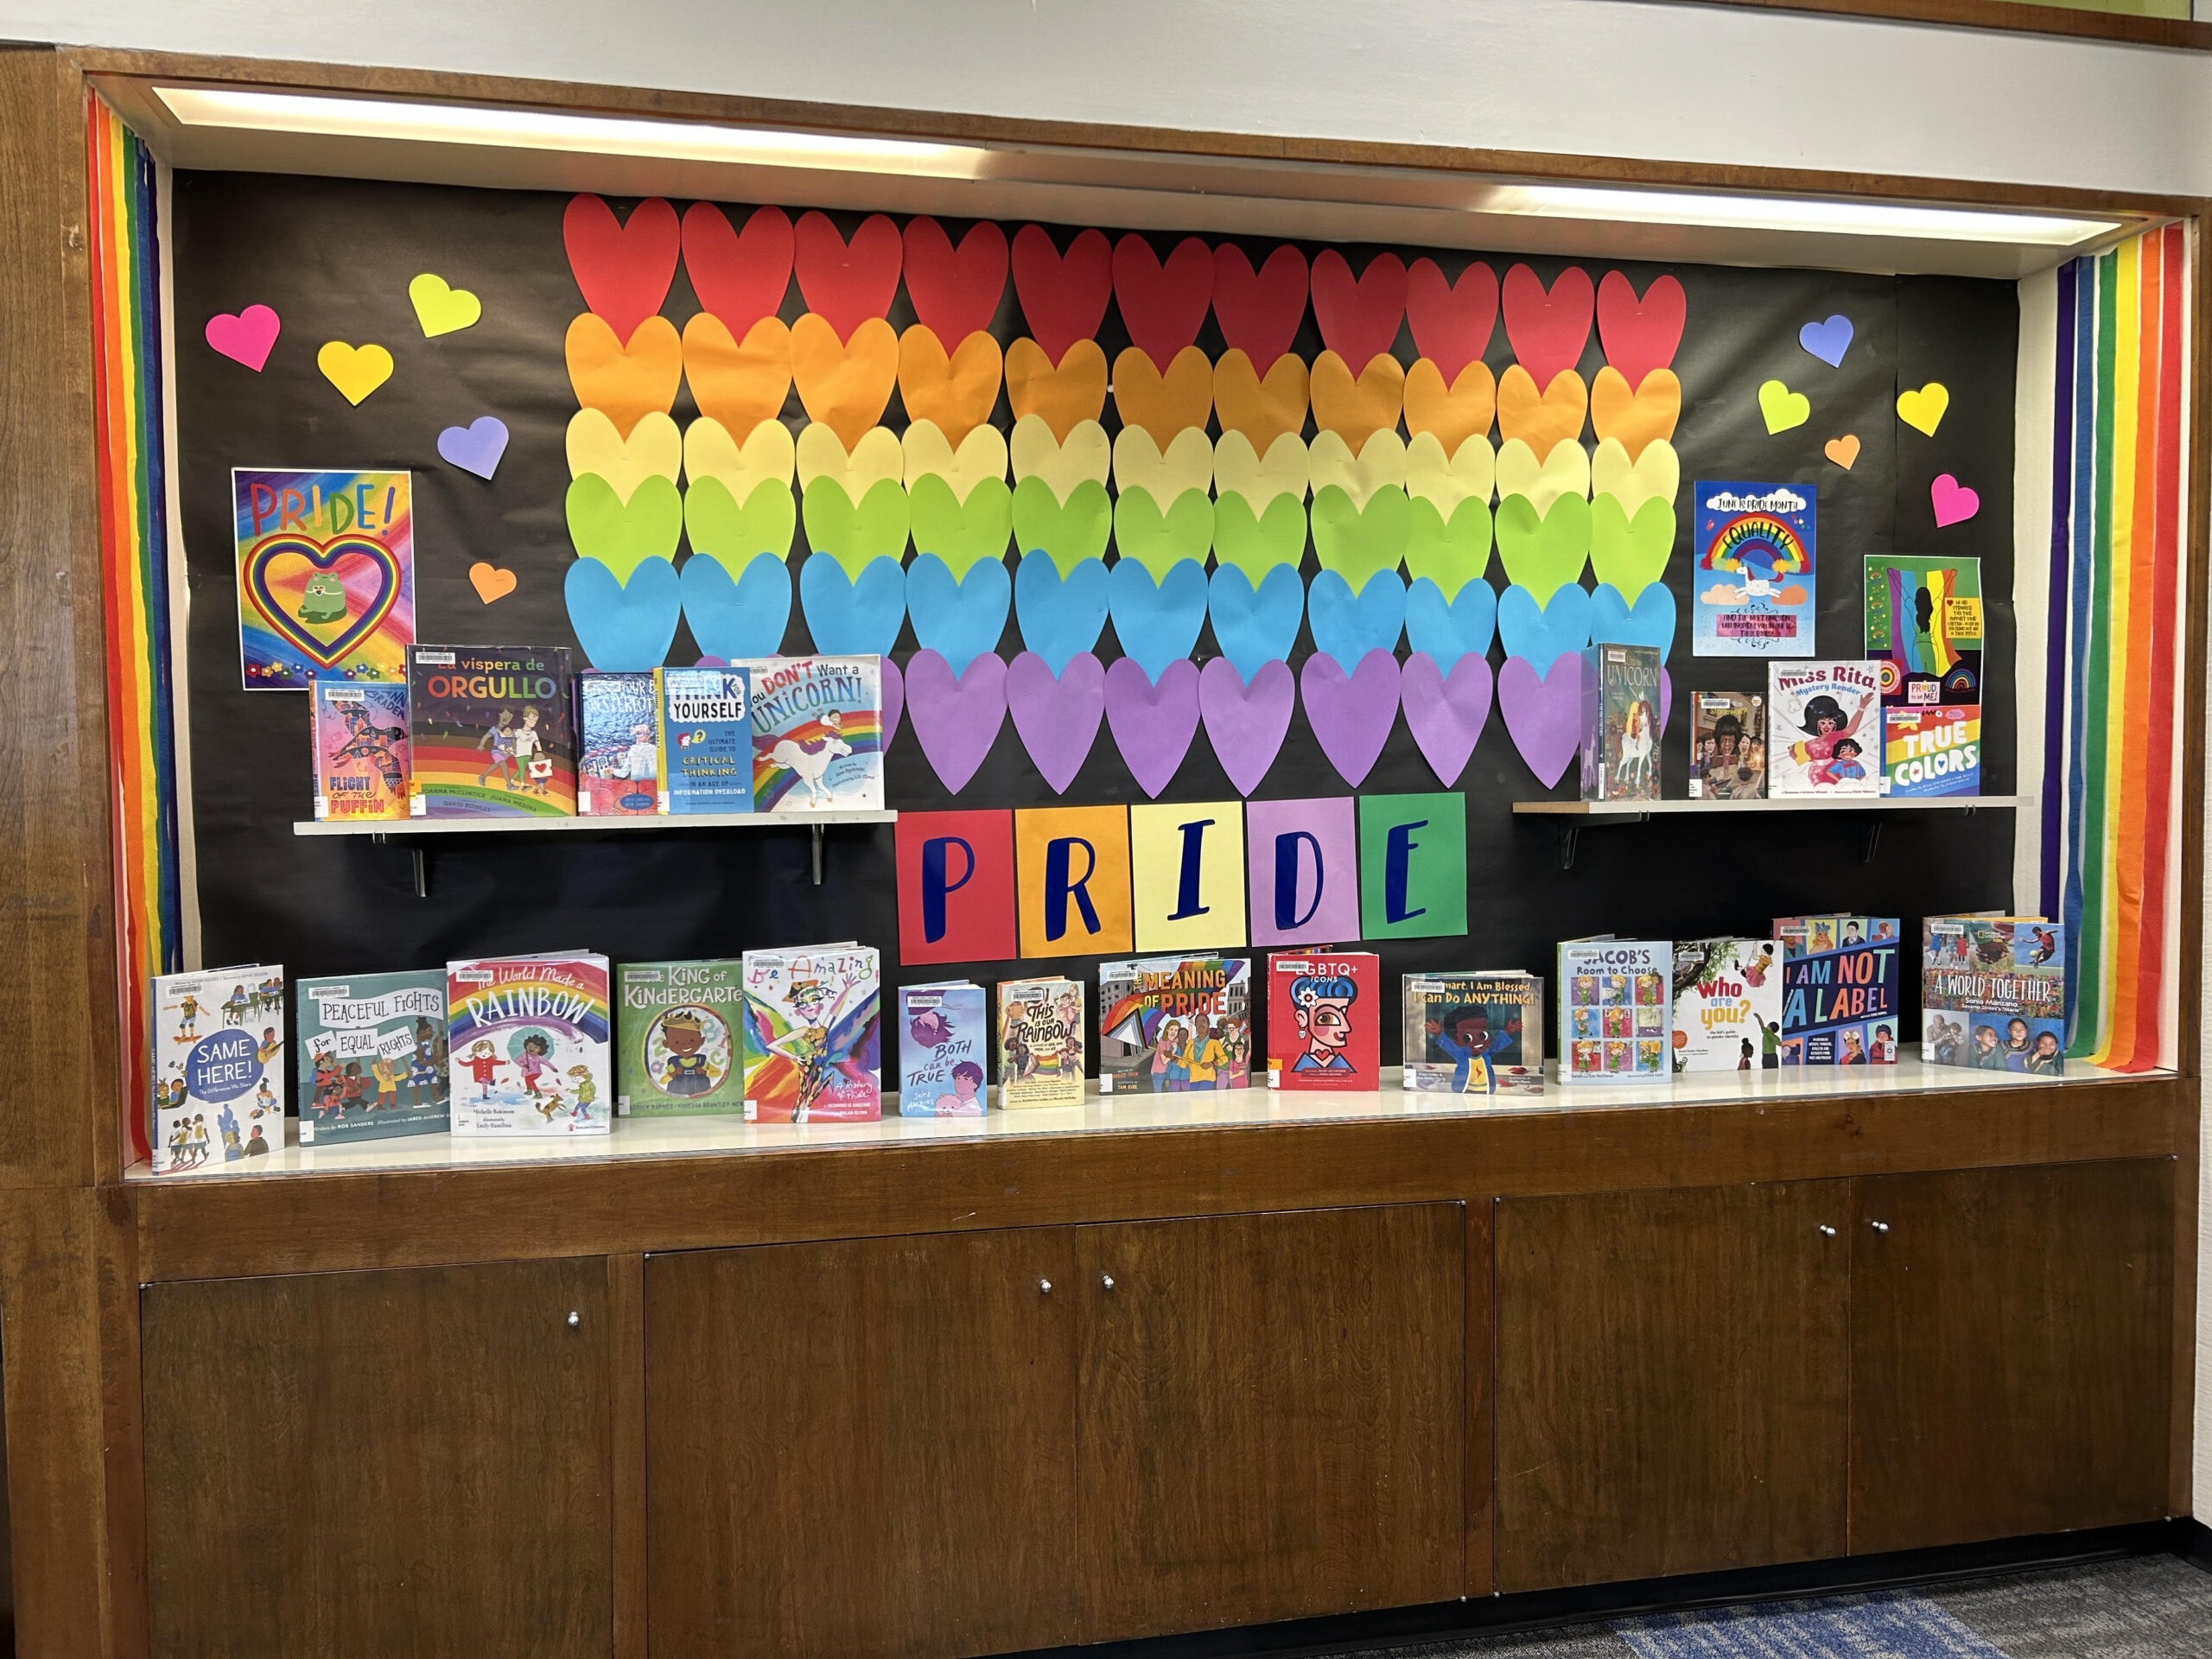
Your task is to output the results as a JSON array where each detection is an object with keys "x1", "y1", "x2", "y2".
[
  {"x1": 239, "y1": 534, "x2": 410, "y2": 677},
  {"x1": 233, "y1": 468, "x2": 415, "y2": 687}
]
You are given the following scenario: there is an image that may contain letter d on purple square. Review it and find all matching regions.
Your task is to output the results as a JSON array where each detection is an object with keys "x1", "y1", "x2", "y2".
[{"x1": 1246, "y1": 797, "x2": 1360, "y2": 948}]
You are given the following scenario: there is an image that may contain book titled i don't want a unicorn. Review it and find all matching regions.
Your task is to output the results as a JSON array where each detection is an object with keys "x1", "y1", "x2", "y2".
[{"x1": 738, "y1": 655, "x2": 883, "y2": 813}]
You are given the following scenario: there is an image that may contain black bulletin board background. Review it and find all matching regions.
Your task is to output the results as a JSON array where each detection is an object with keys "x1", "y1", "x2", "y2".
[{"x1": 169, "y1": 170, "x2": 2019, "y2": 1076}]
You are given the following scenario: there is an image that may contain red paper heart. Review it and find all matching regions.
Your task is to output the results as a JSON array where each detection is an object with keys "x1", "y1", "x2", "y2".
[
  {"x1": 680, "y1": 202, "x2": 793, "y2": 334},
  {"x1": 1012, "y1": 225, "x2": 1113, "y2": 361},
  {"x1": 902, "y1": 217, "x2": 1008, "y2": 344},
  {"x1": 1311, "y1": 250, "x2": 1408, "y2": 369},
  {"x1": 563, "y1": 195, "x2": 680, "y2": 341},
  {"x1": 1113, "y1": 233, "x2": 1214, "y2": 372},
  {"x1": 1502, "y1": 264, "x2": 1595, "y2": 386},
  {"x1": 793, "y1": 210, "x2": 901, "y2": 342},
  {"x1": 1596, "y1": 271, "x2": 1686, "y2": 386},
  {"x1": 1211, "y1": 244, "x2": 1307, "y2": 372},
  {"x1": 1406, "y1": 257, "x2": 1498, "y2": 381}
]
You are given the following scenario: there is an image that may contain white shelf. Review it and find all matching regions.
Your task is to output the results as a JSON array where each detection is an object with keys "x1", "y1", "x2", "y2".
[
  {"x1": 1514, "y1": 796, "x2": 2024, "y2": 817},
  {"x1": 295, "y1": 809, "x2": 897, "y2": 836}
]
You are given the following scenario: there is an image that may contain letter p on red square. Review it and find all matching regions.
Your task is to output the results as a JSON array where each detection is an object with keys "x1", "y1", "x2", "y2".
[{"x1": 895, "y1": 810, "x2": 1017, "y2": 966}]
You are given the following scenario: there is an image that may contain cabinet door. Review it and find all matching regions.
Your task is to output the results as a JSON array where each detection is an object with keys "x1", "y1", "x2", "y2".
[
  {"x1": 1852, "y1": 1160, "x2": 2173, "y2": 1554},
  {"x1": 1076, "y1": 1204, "x2": 1465, "y2": 1640},
  {"x1": 1493, "y1": 1182, "x2": 1851, "y2": 1592},
  {"x1": 143, "y1": 1257, "x2": 612, "y2": 1659},
  {"x1": 645, "y1": 1229, "x2": 1079, "y2": 1659}
]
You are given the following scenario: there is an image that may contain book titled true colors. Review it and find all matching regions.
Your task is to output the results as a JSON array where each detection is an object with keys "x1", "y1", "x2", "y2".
[
  {"x1": 1266, "y1": 951, "x2": 1380, "y2": 1091},
  {"x1": 407, "y1": 645, "x2": 575, "y2": 817},
  {"x1": 446, "y1": 952, "x2": 611, "y2": 1134}
]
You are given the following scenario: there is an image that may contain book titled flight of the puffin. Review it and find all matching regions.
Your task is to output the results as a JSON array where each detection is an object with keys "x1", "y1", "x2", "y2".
[
  {"x1": 407, "y1": 645, "x2": 575, "y2": 817},
  {"x1": 1922, "y1": 915, "x2": 2066, "y2": 1074},
  {"x1": 660, "y1": 666, "x2": 754, "y2": 814},
  {"x1": 617, "y1": 958, "x2": 747, "y2": 1115},
  {"x1": 150, "y1": 965, "x2": 286, "y2": 1173},
  {"x1": 1769, "y1": 660, "x2": 1882, "y2": 798},
  {"x1": 898, "y1": 982, "x2": 989, "y2": 1116},
  {"x1": 741, "y1": 945, "x2": 882, "y2": 1122},
  {"x1": 1096, "y1": 956, "x2": 1253, "y2": 1095},
  {"x1": 446, "y1": 952, "x2": 611, "y2": 1134},
  {"x1": 738, "y1": 655, "x2": 883, "y2": 811},
  {"x1": 296, "y1": 969, "x2": 449, "y2": 1143},
  {"x1": 997, "y1": 977, "x2": 1086, "y2": 1109},
  {"x1": 1773, "y1": 916, "x2": 1901, "y2": 1065},
  {"x1": 1669, "y1": 938, "x2": 1783, "y2": 1072},
  {"x1": 1558, "y1": 938, "x2": 1670, "y2": 1084},
  {"x1": 311, "y1": 680, "x2": 410, "y2": 821},
  {"x1": 1402, "y1": 973, "x2": 1544, "y2": 1096},
  {"x1": 1266, "y1": 951, "x2": 1381, "y2": 1091},
  {"x1": 575, "y1": 669, "x2": 660, "y2": 817}
]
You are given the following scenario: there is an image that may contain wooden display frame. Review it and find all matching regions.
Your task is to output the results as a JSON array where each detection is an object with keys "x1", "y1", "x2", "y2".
[
  {"x1": 0, "y1": 41, "x2": 2205, "y2": 1659},
  {"x1": 1673, "y1": 0, "x2": 2212, "y2": 52}
]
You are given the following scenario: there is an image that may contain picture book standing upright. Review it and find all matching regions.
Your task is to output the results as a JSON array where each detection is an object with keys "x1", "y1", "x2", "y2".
[
  {"x1": 1882, "y1": 706, "x2": 1980, "y2": 798},
  {"x1": 1687, "y1": 690, "x2": 1765, "y2": 800},
  {"x1": 296, "y1": 969, "x2": 448, "y2": 1142},
  {"x1": 1769, "y1": 661, "x2": 1882, "y2": 798},
  {"x1": 1922, "y1": 915, "x2": 2067, "y2": 1074},
  {"x1": 996, "y1": 978, "x2": 1086, "y2": 1109},
  {"x1": 659, "y1": 666, "x2": 753, "y2": 814},
  {"x1": 311, "y1": 680, "x2": 410, "y2": 820},
  {"x1": 1402, "y1": 973, "x2": 1544, "y2": 1095},
  {"x1": 1558, "y1": 938, "x2": 1670, "y2": 1083},
  {"x1": 1096, "y1": 957, "x2": 1253, "y2": 1095},
  {"x1": 1580, "y1": 643, "x2": 1662, "y2": 802},
  {"x1": 740, "y1": 655, "x2": 884, "y2": 811},
  {"x1": 1865, "y1": 554, "x2": 1983, "y2": 709},
  {"x1": 407, "y1": 645, "x2": 576, "y2": 817},
  {"x1": 150, "y1": 965, "x2": 286, "y2": 1172},
  {"x1": 1669, "y1": 938, "x2": 1783, "y2": 1072},
  {"x1": 1267, "y1": 951, "x2": 1381, "y2": 1091},
  {"x1": 898, "y1": 982, "x2": 989, "y2": 1116},
  {"x1": 575, "y1": 669, "x2": 661, "y2": 817},
  {"x1": 1691, "y1": 481, "x2": 1815, "y2": 658},
  {"x1": 446, "y1": 952, "x2": 611, "y2": 1133},
  {"x1": 741, "y1": 945, "x2": 882, "y2": 1121},
  {"x1": 617, "y1": 959, "x2": 747, "y2": 1114},
  {"x1": 1773, "y1": 917, "x2": 1901, "y2": 1065}
]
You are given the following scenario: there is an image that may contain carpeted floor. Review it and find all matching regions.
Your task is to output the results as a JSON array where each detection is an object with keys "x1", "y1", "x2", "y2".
[{"x1": 1368, "y1": 1554, "x2": 2212, "y2": 1659}]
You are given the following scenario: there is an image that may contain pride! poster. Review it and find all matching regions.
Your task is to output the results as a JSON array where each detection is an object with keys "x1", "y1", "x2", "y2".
[{"x1": 234, "y1": 468, "x2": 415, "y2": 690}]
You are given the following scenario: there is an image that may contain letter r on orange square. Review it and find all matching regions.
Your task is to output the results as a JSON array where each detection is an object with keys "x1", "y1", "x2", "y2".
[{"x1": 1015, "y1": 805, "x2": 1133, "y2": 958}]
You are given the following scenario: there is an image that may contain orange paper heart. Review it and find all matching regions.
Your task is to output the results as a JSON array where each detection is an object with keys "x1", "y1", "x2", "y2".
[
  {"x1": 682, "y1": 314, "x2": 792, "y2": 435},
  {"x1": 1114, "y1": 345, "x2": 1213, "y2": 441},
  {"x1": 897, "y1": 325, "x2": 1003, "y2": 445},
  {"x1": 1496, "y1": 365, "x2": 1588, "y2": 453},
  {"x1": 791, "y1": 313, "x2": 899, "y2": 449},
  {"x1": 1005, "y1": 337, "x2": 1109, "y2": 442},
  {"x1": 467, "y1": 562, "x2": 518, "y2": 603},
  {"x1": 1402, "y1": 358, "x2": 1497, "y2": 453},
  {"x1": 1589, "y1": 366, "x2": 1681, "y2": 461},
  {"x1": 1825, "y1": 434, "x2": 1861, "y2": 470},
  {"x1": 1213, "y1": 349, "x2": 1308, "y2": 449},
  {"x1": 565, "y1": 313, "x2": 682, "y2": 440},
  {"x1": 1310, "y1": 351, "x2": 1406, "y2": 443}
]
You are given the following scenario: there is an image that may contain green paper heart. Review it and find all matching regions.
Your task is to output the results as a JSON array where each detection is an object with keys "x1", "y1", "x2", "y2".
[
  {"x1": 909, "y1": 474, "x2": 1014, "y2": 582},
  {"x1": 1112, "y1": 486, "x2": 1214, "y2": 582},
  {"x1": 1403, "y1": 495, "x2": 1492, "y2": 600},
  {"x1": 802, "y1": 475, "x2": 911, "y2": 581},
  {"x1": 1758, "y1": 378, "x2": 1810, "y2": 434},
  {"x1": 1495, "y1": 492, "x2": 1591, "y2": 603},
  {"x1": 1012, "y1": 474, "x2": 1113, "y2": 579},
  {"x1": 1589, "y1": 495, "x2": 1675, "y2": 594},
  {"x1": 683, "y1": 475, "x2": 797, "y2": 578},
  {"x1": 1211, "y1": 491, "x2": 1307, "y2": 582},
  {"x1": 1311, "y1": 483, "x2": 1411, "y2": 591},
  {"x1": 566, "y1": 472, "x2": 682, "y2": 584}
]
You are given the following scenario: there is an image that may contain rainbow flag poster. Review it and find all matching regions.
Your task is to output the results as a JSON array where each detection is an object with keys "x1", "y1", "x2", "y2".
[
  {"x1": 1865, "y1": 555, "x2": 1982, "y2": 708},
  {"x1": 1691, "y1": 481, "x2": 1816, "y2": 658},
  {"x1": 234, "y1": 467, "x2": 415, "y2": 690}
]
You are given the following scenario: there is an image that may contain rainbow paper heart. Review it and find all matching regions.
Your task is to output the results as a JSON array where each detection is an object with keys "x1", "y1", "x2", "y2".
[{"x1": 241, "y1": 535, "x2": 404, "y2": 669}]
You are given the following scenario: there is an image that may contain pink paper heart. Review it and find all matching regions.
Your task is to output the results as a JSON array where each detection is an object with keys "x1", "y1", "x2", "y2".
[
  {"x1": 1400, "y1": 652, "x2": 1494, "y2": 786},
  {"x1": 1104, "y1": 657, "x2": 1201, "y2": 798},
  {"x1": 205, "y1": 303, "x2": 281, "y2": 371},
  {"x1": 1930, "y1": 474, "x2": 1980, "y2": 528},
  {"x1": 881, "y1": 655, "x2": 904, "y2": 751},
  {"x1": 1299, "y1": 649, "x2": 1402, "y2": 789},
  {"x1": 1007, "y1": 651, "x2": 1106, "y2": 793},
  {"x1": 904, "y1": 649, "x2": 1007, "y2": 793},
  {"x1": 1198, "y1": 658, "x2": 1294, "y2": 798},
  {"x1": 1497, "y1": 652, "x2": 1583, "y2": 788}
]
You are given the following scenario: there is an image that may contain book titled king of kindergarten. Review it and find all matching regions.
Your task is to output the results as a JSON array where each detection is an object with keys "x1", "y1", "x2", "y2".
[{"x1": 618, "y1": 959, "x2": 747, "y2": 1114}]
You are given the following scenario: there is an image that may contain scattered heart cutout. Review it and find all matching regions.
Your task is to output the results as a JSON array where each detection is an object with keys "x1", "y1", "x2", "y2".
[
  {"x1": 1010, "y1": 225, "x2": 1114, "y2": 361},
  {"x1": 569, "y1": 314, "x2": 682, "y2": 437},
  {"x1": 468, "y1": 562, "x2": 517, "y2": 604},
  {"x1": 896, "y1": 324, "x2": 1002, "y2": 444},
  {"x1": 437, "y1": 416, "x2": 509, "y2": 480},
  {"x1": 1211, "y1": 244, "x2": 1308, "y2": 371},
  {"x1": 1310, "y1": 350, "x2": 1406, "y2": 443},
  {"x1": 316, "y1": 341, "x2": 394, "y2": 405},
  {"x1": 1311, "y1": 249, "x2": 1408, "y2": 369},
  {"x1": 1113, "y1": 425, "x2": 1214, "y2": 505},
  {"x1": 681, "y1": 314, "x2": 792, "y2": 435},
  {"x1": 563, "y1": 195, "x2": 680, "y2": 341},
  {"x1": 1406, "y1": 257, "x2": 1498, "y2": 381},
  {"x1": 1213, "y1": 349, "x2": 1309, "y2": 449},
  {"x1": 1309, "y1": 429, "x2": 1408, "y2": 507},
  {"x1": 1930, "y1": 473, "x2": 1980, "y2": 527},
  {"x1": 901, "y1": 217, "x2": 1008, "y2": 344},
  {"x1": 1496, "y1": 365, "x2": 1588, "y2": 453},
  {"x1": 1213, "y1": 430, "x2": 1310, "y2": 507},
  {"x1": 1798, "y1": 314, "x2": 1855, "y2": 368},
  {"x1": 1005, "y1": 338, "x2": 1109, "y2": 441},
  {"x1": 683, "y1": 414, "x2": 794, "y2": 499},
  {"x1": 791, "y1": 314, "x2": 898, "y2": 448},
  {"x1": 793, "y1": 210, "x2": 901, "y2": 342},
  {"x1": 903, "y1": 420, "x2": 1009, "y2": 500},
  {"x1": 573, "y1": 408, "x2": 683, "y2": 497},
  {"x1": 1112, "y1": 233, "x2": 1213, "y2": 372},
  {"x1": 409, "y1": 273, "x2": 481, "y2": 338},
  {"x1": 1404, "y1": 431, "x2": 1496, "y2": 516},
  {"x1": 1591, "y1": 437, "x2": 1679, "y2": 514},
  {"x1": 1589, "y1": 366, "x2": 1681, "y2": 461},
  {"x1": 680, "y1": 202, "x2": 794, "y2": 334},
  {"x1": 1113, "y1": 344, "x2": 1213, "y2": 440},
  {"x1": 1402, "y1": 358, "x2": 1497, "y2": 453},
  {"x1": 1897, "y1": 382, "x2": 1950, "y2": 436},
  {"x1": 1501, "y1": 264, "x2": 1595, "y2": 386},
  {"x1": 1009, "y1": 415, "x2": 1109, "y2": 500},
  {"x1": 1758, "y1": 379, "x2": 1811, "y2": 435},
  {"x1": 205, "y1": 303, "x2": 280, "y2": 370},
  {"x1": 796, "y1": 422, "x2": 904, "y2": 499},
  {"x1": 1595, "y1": 272, "x2": 1685, "y2": 385},
  {"x1": 1824, "y1": 434, "x2": 1861, "y2": 470},
  {"x1": 1495, "y1": 438, "x2": 1590, "y2": 516}
]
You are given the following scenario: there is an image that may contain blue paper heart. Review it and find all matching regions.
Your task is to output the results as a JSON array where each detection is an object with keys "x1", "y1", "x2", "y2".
[
  {"x1": 1107, "y1": 556, "x2": 1208, "y2": 682},
  {"x1": 1589, "y1": 580, "x2": 1677, "y2": 659},
  {"x1": 1798, "y1": 314, "x2": 1854, "y2": 368},
  {"x1": 1404, "y1": 575, "x2": 1497, "y2": 677},
  {"x1": 798, "y1": 551, "x2": 906, "y2": 656},
  {"x1": 1207, "y1": 563, "x2": 1306, "y2": 681},
  {"x1": 1497, "y1": 582, "x2": 1592, "y2": 667},
  {"x1": 564, "y1": 556, "x2": 682, "y2": 671},
  {"x1": 1306, "y1": 569, "x2": 1407, "y2": 675},
  {"x1": 905, "y1": 553, "x2": 1011, "y2": 676},
  {"x1": 1014, "y1": 552, "x2": 1109, "y2": 677},
  {"x1": 679, "y1": 554, "x2": 791, "y2": 660}
]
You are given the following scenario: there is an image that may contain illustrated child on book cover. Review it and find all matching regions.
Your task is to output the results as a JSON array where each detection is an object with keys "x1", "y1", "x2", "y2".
[
  {"x1": 741, "y1": 947, "x2": 882, "y2": 1122},
  {"x1": 1688, "y1": 691, "x2": 1765, "y2": 800},
  {"x1": 997, "y1": 978, "x2": 1086, "y2": 1109},
  {"x1": 576, "y1": 670, "x2": 661, "y2": 816},
  {"x1": 899, "y1": 982, "x2": 988, "y2": 1116},
  {"x1": 741, "y1": 655, "x2": 884, "y2": 811},
  {"x1": 1769, "y1": 662, "x2": 1882, "y2": 798},
  {"x1": 152, "y1": 965, "x2": 286, "y2": 1173},
  {"x1": 1096, "y1": 957, "x2": 1254, "y2": 1094},
  {"x1": 446, "y1": 953, "x2": 611, "y2": 1134}
]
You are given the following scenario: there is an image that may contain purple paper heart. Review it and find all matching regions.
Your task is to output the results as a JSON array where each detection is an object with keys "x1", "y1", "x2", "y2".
[
  {"x1": 1497, "y1": 652, "x2": 1583, "y2": 788},
  {"x1": 1400, "y1": 652, "x2": 1494, "y2": 786},
  {"x1": 1198, "y1": 658, "x2": 1294, "y2": 798},
  {"x1": 436, "y1": 415, "x2": 510, "y2": 480},
  {"x1": 1299, "y1": 649, "x2": 1402, "y2": 789},
  {"x1": 881, "y1": 655, "x2": 904, "y2": 750},
  {"x1": 1007, "y1": 651, "x2": 1106, "y2": 794},
  {"x1": 904, "y1": 648, "x2": 1007, "y2": 793},
  {"x1": 1105, "y1": 657, "x2": 1201, "y2": 799},
  {"x1": 1658, "y1": 667, "x2": 1671, "y2": 736}
]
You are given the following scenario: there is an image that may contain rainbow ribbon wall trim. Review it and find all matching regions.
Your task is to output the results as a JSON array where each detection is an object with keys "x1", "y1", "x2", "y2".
[
  {"x1": 2040, "y1": 225, "x2": 2187, "y2": 1072},
  {"x1": 90, "y1": 97, "x2": 182, "y2": 1160}
]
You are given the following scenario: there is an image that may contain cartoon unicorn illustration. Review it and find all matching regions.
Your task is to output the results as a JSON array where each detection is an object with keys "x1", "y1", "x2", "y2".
[
  {"x1": 1617, "y1": 698, "x2": 1656, "y2": 793},
  {"x1": 770, "y1": 709, "x2": 854, "y2": 807}
]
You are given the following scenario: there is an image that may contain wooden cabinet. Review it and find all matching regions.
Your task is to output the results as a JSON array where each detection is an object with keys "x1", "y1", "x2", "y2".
[
  {"x1": 1850, "y1": 1159, "x2": 2174, "y2": 1554},
  {"x1": 1492, "y1": 1182, "x2": 1852, "y2": 1592},
  {"x1": 141, "y1": 1258, "x2": 612, "y2": 1659},
  {"x1": 1076, "y1": 1204, "x2": 1466, "y2": 1639}
]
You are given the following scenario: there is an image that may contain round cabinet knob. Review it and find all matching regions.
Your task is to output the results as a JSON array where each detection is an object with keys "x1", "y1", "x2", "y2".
[
  {"x1": 1039, "y1": 1279, "x2": 1052, "y2": 1295},
  {"x1": 1869, "y1": 1220, "x2": 1891, "y2": 1233},
  {"x1": 1818, "y1": 1224, "x2": 1837, "y2": 1236},
  {"x1": 566, "y1": 1311, "x2": 581, "y2": 1328},
  {"x1": 1102, "y1": 1274, "x2": 1116, "y2": 1291}
]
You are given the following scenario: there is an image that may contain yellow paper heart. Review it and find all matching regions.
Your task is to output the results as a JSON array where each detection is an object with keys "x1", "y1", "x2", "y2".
[
  {"x1": 569, "y1": 314, "x2": 682, "y2": 438},
  {"x1": 1495, "y1": 437, "x2": 1590, "y2": 515},
  {"x1": 1307, "y1": 429, "x2": 1408, "y2": 508},
  {"x1": 791, "y1": 314, "x2": 899, "y2": 450},
  {"x1": 1591, "y1": 437, "x2": 1679, "y2": 514},
  {"x1": 896, "y1": 325, "x2": 1003, "y2": 446},
  {"x1": 567, "y1": 408, "x2": 681, "y2": 499},
  {"x1": 1403, "y1": 431, "x2": 1496, "y2": 516},
  {"x1": 317, "y1": 340, "x2": 394, "y2": 405},
  {"x1": 1008, "y1": 414, "x2": 1109, "y2": 502},
  {"x1": 1211, "y1": 431, "x2": 1309, "y2": 506},
  {"x1": 1496, "y1": 365, "x2": 1587, "y2": 452},
  {"x1": 1006, "y1": 339, "x2": 1109, "y2": 442},
  {"x1": 1113, "y1": 345, "x2": 1214, "y2": 441},
  {"x1": 1897, "y1": 382, "x2": 1950, "y2": 436},
  {"x1": 683, "y1": 415, "x2": 796, "y2": 498},
  {"x1": 795, "y1": 422, "x2": 904, "y2": 498},
  {"x1": 1309, "y1": 351, "x2": 1406, "y2": 444},
  {"x1": 1112, "y1": 425, "x2": 1214, "y2": 504},
  {"x1": 1213, "y1": 348, "x2": 1309, "y2": 450},
  {"x1": 1589, "y1": 366, "x2": 1681, "y2": 461},
  {"x1": 1402, "y1": 359, "x2": 1497, "y2": 454},
  {"x1": 408, "y1": 273, "x2": 481, "y2": 338},
  {"x1": 902, "y1": 420, "x2": 1008, "y2": 501},
  {"x1": 1758, "y1": 379, "x2": 1811, "y2": 435}
]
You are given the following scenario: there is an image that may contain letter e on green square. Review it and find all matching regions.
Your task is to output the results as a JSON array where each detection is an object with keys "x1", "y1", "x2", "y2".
[{"x1": 1357, "y1": 792, "x2": 1466, "y2": 941}]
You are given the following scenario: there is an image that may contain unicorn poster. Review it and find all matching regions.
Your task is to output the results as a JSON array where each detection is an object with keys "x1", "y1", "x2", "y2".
[
  {"x1": 1692, "y1": 480, "x2": 1816, "y2": 658},
  {"x1": 233, "y1": 468, "x2": 415, "y2": 690},
  {"x1": 739, "y1": 655, "x2": 884, "y2": 812}
]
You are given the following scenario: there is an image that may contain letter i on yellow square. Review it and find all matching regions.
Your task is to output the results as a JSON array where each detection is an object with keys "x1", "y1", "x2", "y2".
[{"x1": 1130, "y1": 801, "x2": 1246, "y2": 952}]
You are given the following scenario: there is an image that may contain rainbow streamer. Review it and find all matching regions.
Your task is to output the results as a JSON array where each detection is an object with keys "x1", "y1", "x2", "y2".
[
  {"x1": 89, "y1": 97, "x2": 181, "y2": 1164},
  {"x1": 2040, "y1": 225, "x2": 2186, "y2": 1072}
]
